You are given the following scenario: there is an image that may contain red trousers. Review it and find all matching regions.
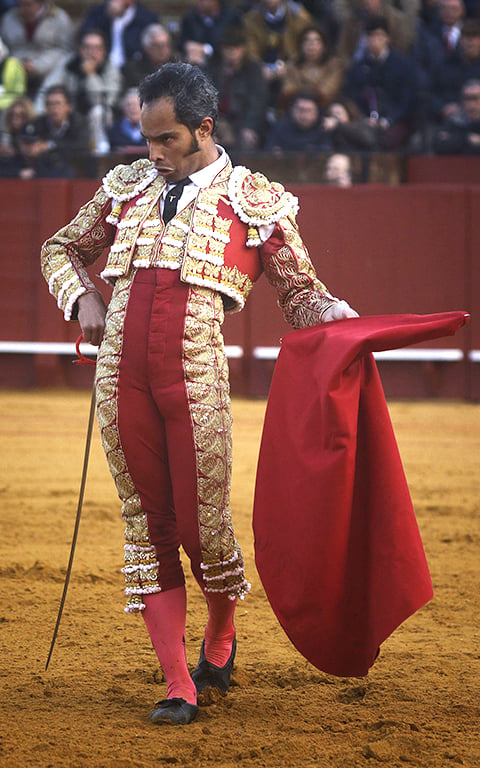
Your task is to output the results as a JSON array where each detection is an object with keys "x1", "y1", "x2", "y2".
[
  {"x1": 95, "y1": 268, "x2": 249, "y2": 611},
  {"x1": 116, "y1": 268, "x2": 203, "y2": 590}
]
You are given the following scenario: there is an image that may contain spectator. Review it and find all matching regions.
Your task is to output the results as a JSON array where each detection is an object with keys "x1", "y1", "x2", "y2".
[
  {"x1": 419, "y1": 0, "x2": 442, "y2": 28},
  {"x1": 264, "y1": 91, "x2": 333, "y2": 152},
  {"x1": 37, "y1": 30, "x2": 122, "y2": 154},
  {"x1": 0, "y1": 0, "x2": 17, "y2": 16},
  {"x1": 0, "y1": 93, "x2": 34, "y2": 174},
  {"x1": 108, "y1": 86, "x2": 147, "y2": 153},
  {"x1": 335, "y1": 0, "x2": 421, "y2": 27},
  {"x1": 122, "y1": 24, "x2": 177, "y2": 91},
  {"x1": 322, "y1": 98, "x2": 379, "y2": 148},
  {"x1": 336, "y1": 0, "x2": 416, "y2": 65},
  {"x1": 412, "y1": 16, "x2": 446, "y2": 92},
  {"x1": 280, "y1": 24, "x2": 344, "y2": 108},
  {"x1": 301, "y1": 0, "x2": 340, "y2": 48},
  {"x1": 178, "y1": 0, "x2": 240, "y2": 64},
  {"x1": 433, "y1": 77, "x2": 480, "y2": 151},
  {"x1": 243, "y1": 0, "x2": 312, "y2": 67},
  {"x1": 427, "y1": 0, "x2": 466, "y2": 55},
  {"x1": 181, "y1": 39, "x2": 211, "y2": 70},
  {"x1": 79, "y1": 0, "x2": 158, "y2": 69},
  {"x1": 14, "y1": 84, "x2": 89, "y2": 177},
  {"x1": 323, "y1": 152, "x2": 353, "y2": 185},
  {"x1": 429, "y1": 18, "x2": 480, "y2": 119},
  {"x1": 408, "y1": 15, "x2": 446, "y2": 149},
  {"x1": 207, "y1": 25, "x2": 267, "y2": 152},
  {"x1": 463, "y1": 0, "x2": 479, "y2": 17},
  {"x1": 243, "y1": 0, "x2": 313, "y2": 114},
  {"x1": 344, "y1": 16, "x2": 418, "y2": 148},
  {"x1": 0, "y1": 0, "x2": 74, "y2": 98},
  {"x1": 0, "y1": 34, "x2": 26, "y2": 113}
]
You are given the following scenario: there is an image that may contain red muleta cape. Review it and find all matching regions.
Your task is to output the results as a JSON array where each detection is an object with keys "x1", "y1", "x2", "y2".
[{"x1": 253, "y1": 312, "x2": 469, "y2": 677}]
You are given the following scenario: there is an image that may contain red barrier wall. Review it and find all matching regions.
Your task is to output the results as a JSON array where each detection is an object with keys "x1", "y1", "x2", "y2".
[
  {"x1": 0, "y1": 180, "x2": 477, "y2": 398},
  {"x1": 407, "y1": 156, "x2": 480, "y2": 185}
]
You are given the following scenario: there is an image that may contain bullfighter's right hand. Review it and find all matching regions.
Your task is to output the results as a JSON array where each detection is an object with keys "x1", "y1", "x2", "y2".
[{"x1": 77, "y1": 290, "x2": 107, "y2": 346}]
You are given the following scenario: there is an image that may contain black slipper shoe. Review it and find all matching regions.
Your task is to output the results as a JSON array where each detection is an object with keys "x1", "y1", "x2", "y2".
[
  {"x1": 192, "y1": 637, "x2": 237, "y2": 694},
  {"x1": 150, "y1": 697, "x2": 199, "y2": 725}
]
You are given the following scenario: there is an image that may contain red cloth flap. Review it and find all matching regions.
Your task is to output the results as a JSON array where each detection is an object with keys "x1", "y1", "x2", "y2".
[{"x1": 253, "y1": 312, "x2": 469, "y2": 677}]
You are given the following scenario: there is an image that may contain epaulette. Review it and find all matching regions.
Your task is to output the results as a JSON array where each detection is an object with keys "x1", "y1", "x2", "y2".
[
  {"x1": 228, "y1": 166, "x2": 299, "y2": 228},
  {"x1": 102, "y1": 158, "x2": 158, "y2": 203}
]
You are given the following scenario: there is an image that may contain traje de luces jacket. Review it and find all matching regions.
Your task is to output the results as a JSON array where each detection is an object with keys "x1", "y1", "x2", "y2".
[{"x1": 41, "y1": 156, "x2": 339, "y2": 329}]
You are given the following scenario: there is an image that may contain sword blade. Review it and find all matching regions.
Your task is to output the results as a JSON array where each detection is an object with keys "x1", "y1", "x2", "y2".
[{"x1": 45, "y1": 383, "x2": 96, "y2": 671}]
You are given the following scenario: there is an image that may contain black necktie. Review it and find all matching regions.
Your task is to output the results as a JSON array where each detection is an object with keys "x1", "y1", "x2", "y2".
[{"x1": 163, "y1": 177, "x2": 191, "y2": 223}]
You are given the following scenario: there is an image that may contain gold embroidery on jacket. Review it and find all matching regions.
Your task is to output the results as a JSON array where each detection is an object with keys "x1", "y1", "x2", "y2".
[
  {"x1": 103, "y1": 158, "x2": 158, "y2": 203},
  {"x1": 228, "y1": 165, "x2": 299, "y2": 226},
  {"x1": 261, "y1": 217, "x2": 335, "y2": 328},
  {"x1": 101, "y1": 174, "x2": 165, "y2": 279},
  {"x1": 101, "y1": 180, "x2": 251, "y2": 310},
  {"x1": 40, "y1": 188, "x2": 114, "y2": 319},
  {"x1": 181, "y1": 255, "x2": 253, "y2": 312}
]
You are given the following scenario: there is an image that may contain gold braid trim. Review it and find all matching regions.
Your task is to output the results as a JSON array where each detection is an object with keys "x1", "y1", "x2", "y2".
[
  {"x1": 228, "y1": 165, "x2": 299, "y2": 227},
  {"x1": 102, "y1": 159, "x2": 158, "y2": 203},
  {"x1": 41, "y1": 187, "x2": 115, "y2": 320},
  {"x1": 95, "y1": 274, "x2": 160, "y2": 613},
  {"x1": 182, "y1": 286, "x2": 250, "y2": 600},
  {"x1": 262, "y1": 217, "x2": 337, "y2": 328},
  {"x1": 181, "y1": 255, "x2": 253, "y2": 313},
  {"x1": 201, "y1": 550, "x2": 251, "y2": 600}
]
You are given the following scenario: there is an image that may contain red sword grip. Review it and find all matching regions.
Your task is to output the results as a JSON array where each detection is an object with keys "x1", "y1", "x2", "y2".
[{"x1": 74, "y1": 334, "x2": 96, "y2": 366}]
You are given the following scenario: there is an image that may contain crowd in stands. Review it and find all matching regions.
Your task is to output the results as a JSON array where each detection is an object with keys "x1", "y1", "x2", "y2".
[{"x1": 0, "y1": 0, "x2": 479, "y2": 179}]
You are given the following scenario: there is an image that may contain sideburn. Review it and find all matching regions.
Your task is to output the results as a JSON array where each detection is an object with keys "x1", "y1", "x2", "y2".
[{"x1": 186, "y1": 133, "x2": 200, "y2": 156}]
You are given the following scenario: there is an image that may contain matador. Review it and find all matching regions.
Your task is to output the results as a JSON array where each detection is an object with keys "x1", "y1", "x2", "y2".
[{"x1": 41, "y1": 63, "x2": 357, "y2": 725}]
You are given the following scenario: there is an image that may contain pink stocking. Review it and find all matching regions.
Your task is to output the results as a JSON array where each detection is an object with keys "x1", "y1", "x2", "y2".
[
  {"x1": 204, "y1": 592, "x2": 237, "y2": 667},
  {"x1": 142, "y1": 587, "x2": 197, "y2": 704}
]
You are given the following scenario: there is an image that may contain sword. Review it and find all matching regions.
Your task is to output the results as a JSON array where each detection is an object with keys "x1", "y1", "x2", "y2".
[{"x1": 45, "y1": 336, "x2": 97, "y2": 671}]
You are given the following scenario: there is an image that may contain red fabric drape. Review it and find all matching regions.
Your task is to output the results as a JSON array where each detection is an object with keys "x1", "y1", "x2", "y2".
[{"x1": 253, "y1": 312, "x2": 469, "y2": 677}]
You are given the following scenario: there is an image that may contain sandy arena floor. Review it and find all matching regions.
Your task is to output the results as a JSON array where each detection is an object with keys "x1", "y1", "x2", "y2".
[{"x1": 0, "y1": 391, "x2": 479, "y2": 768}]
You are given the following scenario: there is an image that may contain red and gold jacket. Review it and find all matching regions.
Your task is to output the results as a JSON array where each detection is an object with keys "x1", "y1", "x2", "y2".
[{"x1": 41, "y1": 156, "x2": 337, "y2": 326}]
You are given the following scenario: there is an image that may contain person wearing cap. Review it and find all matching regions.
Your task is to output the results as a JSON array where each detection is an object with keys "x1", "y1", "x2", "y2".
[
  {"x1": 344, "y1": 15, "x2": 418, "y2": 149},
  {"x1": 336, "y1": 0, "x2": 415, "y2": 66},
  {"x1": 41, "y1": 62, "x2": 357, "y2": 727}
]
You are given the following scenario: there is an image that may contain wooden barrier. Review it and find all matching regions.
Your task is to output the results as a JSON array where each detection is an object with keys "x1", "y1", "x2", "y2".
[
  {"x1": 0, "y1": 180, "x2": 477, "y2": 398},
  {"x1": 406, "y1": 156, "x2": 480, "y2": 185}
]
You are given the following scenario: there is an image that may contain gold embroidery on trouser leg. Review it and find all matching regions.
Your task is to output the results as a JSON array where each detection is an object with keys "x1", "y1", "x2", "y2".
[
  {"x1": 95, "y1": 274, "x2": 160, "y2": 613},
  {"x1": 183, "y1": 287, "x2": 250, "y2": 600}
]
